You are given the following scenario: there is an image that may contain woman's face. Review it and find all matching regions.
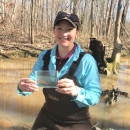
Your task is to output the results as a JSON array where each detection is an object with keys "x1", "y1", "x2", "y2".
[{"x1": 53, "y1": 20, "x2": 79, "y2": 48}]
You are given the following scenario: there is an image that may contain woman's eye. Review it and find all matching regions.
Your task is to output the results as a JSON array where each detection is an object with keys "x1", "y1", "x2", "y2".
[
  {"x1": 57, "y1": 27, "x2": 62, "y2": 30},
  {"x1": 68, "y1": 28, "x2": 73, "y2": 31}
]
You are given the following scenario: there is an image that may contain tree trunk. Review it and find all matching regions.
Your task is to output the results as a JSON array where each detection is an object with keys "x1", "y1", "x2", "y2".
[
  {"x1": 104, "y1": 0, "x2": 110, "y2": 37},
  {"x1": 21, "y1": 0, "x2": 25, "y2": 35},
  {"x1": 111, "y1": 0, "x2": 123, "y2": 74},
  {"x1": 34, "y1": 0, "x2": 38, "y2": 33},
  {"x1": 30, "y1": 0, "x2": 34, "y2": 44},
  {"x1": 11, "y1": 0, "x2": 16, "y2": 23},
  {"x1": 90, "y1": 0, "x2": 95, "y2": 38},
  {"x1": 50, "y1": 0, "x2": 54, "y2": 29},
  {"x1": 41, "y1": 0, "x2": 44, "y2": 32},
  {"x1": 120, "y1": 0, "x2": 130, "y2": 36},
  {"x1": 46, "y1": 0, "x2": 49, "y2": 31},
  {"x1": 80, "y1": 0, "x2": 87, "y2": 25},
  {"x1": 106, "y1": 0, "x2": 114, "y2": 37},
  {"x1": 73, "y1": 0, "x2": 78, "y2": 14},
  {"x1": 1, "y1": 0, "x2": 5, "y2": 21}
]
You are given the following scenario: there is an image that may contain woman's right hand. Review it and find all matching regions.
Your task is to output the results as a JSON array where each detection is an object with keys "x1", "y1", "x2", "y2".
[{"x1": 18, "y1": 78, "x2": 39, "y2": 92}]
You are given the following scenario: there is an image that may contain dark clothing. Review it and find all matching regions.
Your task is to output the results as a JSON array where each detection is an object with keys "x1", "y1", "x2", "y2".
[
  {"x1": 56, "y1": 44, "x2": 76, "y2": 71},
  {"x1": 32, "y1": 106, "x2": 92, "y2": 130},
  {"x1": 32, "y1": 87, "x2": 92, "y2": 130},
  {"x1": 32, "y1": 45, "x2": 93, "y2": 130},
  {"x1": 17, "y1": 43, "x2": 102, "y2": 129}
]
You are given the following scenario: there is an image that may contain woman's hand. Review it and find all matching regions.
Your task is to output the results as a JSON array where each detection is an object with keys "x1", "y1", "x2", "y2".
[
  {"x1": 18, "y1": 78, "x2": 39, "y2": 92},
  {"x1": 56, "y1": 78, "x2": 79, "y2": 96}
]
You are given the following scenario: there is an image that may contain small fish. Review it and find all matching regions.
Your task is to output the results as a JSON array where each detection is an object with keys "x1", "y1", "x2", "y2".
[{"x1": 38, "y1": 80, "x2": 47, "y2": 84}]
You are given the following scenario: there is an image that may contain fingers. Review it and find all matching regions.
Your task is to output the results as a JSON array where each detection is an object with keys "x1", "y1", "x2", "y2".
[
  {"x1": 20, "y1": 78, "x2": 36, "y2": 84},
  {"x1": 56, "y1": 78, "x2": 78, "y2": 96},
  {"x1": 18, "y1": 78, "x2": 39, "y2": 92},
  {"x1": 56, "y1": 86, "x2": 71, "y2": 93},
  {"x1": 57, "y1": 78, "x2": 73, "y2": 88}
]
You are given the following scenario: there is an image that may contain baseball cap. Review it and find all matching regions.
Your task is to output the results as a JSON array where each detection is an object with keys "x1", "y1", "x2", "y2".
[{"x1": 54, "y1": 11, "x2": 80, "y2": 30}]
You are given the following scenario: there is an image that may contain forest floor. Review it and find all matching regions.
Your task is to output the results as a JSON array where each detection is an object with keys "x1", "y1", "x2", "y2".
[
  {"x1": 0, "y1": 31, "x2": 56, "y2": 58},
  {"x1": 0, "y1": 31, "x2": 130, "y2": 59}
]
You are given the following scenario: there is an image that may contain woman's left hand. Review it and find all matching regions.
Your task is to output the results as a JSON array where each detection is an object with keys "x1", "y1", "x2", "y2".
[{"x1": 55, "y1": 78, "x2": 79, "y2": 96}]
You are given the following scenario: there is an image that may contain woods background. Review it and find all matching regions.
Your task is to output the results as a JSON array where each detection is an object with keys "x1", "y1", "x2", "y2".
[
  {"x1": 0, "y1": 0, "x2": 130, "y2": 58},
  {"x1": 1, "y1": 1, "x2": 130, "y2": 130}
]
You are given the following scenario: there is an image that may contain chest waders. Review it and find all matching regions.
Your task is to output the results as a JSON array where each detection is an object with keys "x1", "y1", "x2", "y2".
[{"x1": 32, "y1": 50, "x2": 92, "y2": 130}]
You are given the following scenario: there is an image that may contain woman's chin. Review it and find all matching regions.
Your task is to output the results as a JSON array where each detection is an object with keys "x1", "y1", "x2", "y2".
[{"x1": 59, "y1": 42, "x2": 69, "y2": 47}]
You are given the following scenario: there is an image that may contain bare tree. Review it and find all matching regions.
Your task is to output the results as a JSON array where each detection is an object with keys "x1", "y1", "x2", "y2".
[
  {"x1": 21, "y1": 0, "x2": 25, "y2": 35},
  {"x1": 111, "y1": 0, "x2": 123, "y2": 74},
  {"x1": 120, "y1": 0, "x2": 130, "y2": 36},
  {"x1": 0, "y1": 0, "x2": 130, "y2": 50},
  {"x1": 95, "y1": 0, "x2": 106, "y2": 37},
  {"x1": 106, "y1": 0, "x2": 115, "y2": 37},
  {"x1": 80, "y1": 0, "x2": 87, "y2": 25},
  {"x1": 1, "y1": 0, "x2": 5, "y2": 21},
  {"x1": 104, "y1": 0, "x2": 110, "y2": 36},
  {"x1": 90, "y1": 0, "x2": 95, "y2": 38},
  {"x1": 30, "y1": 0, "x2": 34, "y2": 44},
  {"x1": 73, "y1": 0, "x2": 78, "y2": 14}
]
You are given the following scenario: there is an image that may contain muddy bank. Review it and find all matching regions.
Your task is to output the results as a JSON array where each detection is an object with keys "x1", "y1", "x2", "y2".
[
  {"x1": 0, "y1": 42, "x2": 55, "y2": 58},
  {"x1": 0, "y1": 41, "x2": 129, "y2": 59}
]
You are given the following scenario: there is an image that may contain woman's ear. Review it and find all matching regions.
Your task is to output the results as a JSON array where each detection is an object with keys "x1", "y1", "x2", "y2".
[
  {"x1": 76, "y1": 30, "x2": 79, "y2": 36},
  {"x1": 53, "y1": 27, "x2": 55, "y2": 34}
]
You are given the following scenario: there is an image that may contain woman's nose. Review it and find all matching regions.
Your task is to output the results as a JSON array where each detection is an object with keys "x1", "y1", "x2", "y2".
[{"x1": 63, "y1": 32, "x2": 68, "y2": 37}]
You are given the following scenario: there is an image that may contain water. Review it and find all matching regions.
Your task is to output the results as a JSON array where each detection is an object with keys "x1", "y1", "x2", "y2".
[
  {"x1": 0, "y1": 58, "x2": 43, "y2": 130},
  {"x1": 90, "y1": 56, "x2": 130, "y2": 130},
  {"x1": 35, "y1": 70, "x2": 57, "y2": 88},
  {"x1": 0, "y1": 57, "x2": 130, "y2": 130}
]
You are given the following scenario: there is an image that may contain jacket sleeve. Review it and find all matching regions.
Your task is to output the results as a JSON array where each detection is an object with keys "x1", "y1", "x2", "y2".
[{"x1": 73, "y1": 54, "x2": 102, "y2": 107}]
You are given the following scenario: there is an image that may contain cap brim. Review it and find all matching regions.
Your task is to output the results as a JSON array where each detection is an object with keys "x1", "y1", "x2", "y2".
[{"x1": 54, "y1": 18, "x2": 77, "y2": 28}]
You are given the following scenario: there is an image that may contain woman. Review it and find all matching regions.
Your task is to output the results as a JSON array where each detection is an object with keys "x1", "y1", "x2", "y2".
[{"x1": 18, "y1": 11, "x2": 102, "y2": 130}]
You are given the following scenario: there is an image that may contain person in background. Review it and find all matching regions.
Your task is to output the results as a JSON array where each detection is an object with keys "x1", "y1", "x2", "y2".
[{"x1": 17, "y1": 11, "x2": 102, "y2": 130}]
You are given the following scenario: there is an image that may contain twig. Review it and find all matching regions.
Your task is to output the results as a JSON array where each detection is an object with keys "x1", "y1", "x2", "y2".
[{"x1": 4, "y1": 116, "x2": 16, "y2": 130}]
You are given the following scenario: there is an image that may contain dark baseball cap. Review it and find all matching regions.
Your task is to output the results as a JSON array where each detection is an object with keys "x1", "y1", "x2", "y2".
[{"x1": 54, "y1": 11, "x2": 80, "y2": 30}]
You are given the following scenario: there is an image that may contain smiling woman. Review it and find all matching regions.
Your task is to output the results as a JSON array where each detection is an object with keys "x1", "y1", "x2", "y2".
[{"x1": 17, "y1": 11, "x2": 102, "y2": 130}]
